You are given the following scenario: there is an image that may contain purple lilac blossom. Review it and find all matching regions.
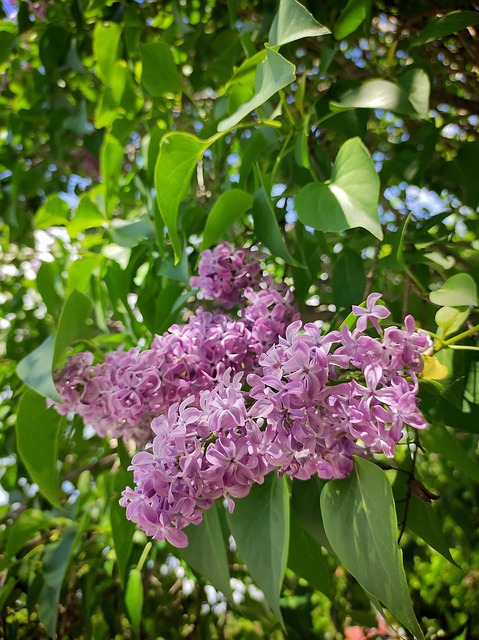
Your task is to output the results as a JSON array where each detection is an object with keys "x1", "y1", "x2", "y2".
[{"x1": 121, "y1": 296, "x2": 431, "y2": 547}]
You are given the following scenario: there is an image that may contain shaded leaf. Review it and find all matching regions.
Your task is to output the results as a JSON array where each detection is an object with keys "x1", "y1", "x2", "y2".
[
  {"x1": 6, "y1": 509, "x2": 51, "y2": 558},
  {"x1": 411, "y1": 10, "x2": 479, "y2": 47},
  {"x1": 269, "y1": 0, "x2": 330, "y2": 47},
  {"x1": 296, "y1": 137, "x2": 382, "y2": 239},
  {"x1": 227, "y1": 473, "x2": 289, "y2": 624},
  {"x1": 140, "y1": 42, "x2": 182, "y2": 97},
  {"x1": 421, "y1": 424, "x2": 479, "y2": 483},
  {"x1": 110, "y1": 468, "x2": 136, "y2": 588},
  {"x1": 181, "y1": 502, "x2": 232, "y2": 599},
  {"x1": 218, "y1": 47, "x2": 295, "y2": 132},
  {"x1": 321, "y1": 458, "x2": 424, "y2": 639},
  {"x1": 334, "y1": 0, "x2": 372, "y2": 40},
  {"x1": 331, "y1": 248, "x2": 366, "y2": 309},
  {"x1": 201, "y1": 190, "x2": 253, "y2": 250}
]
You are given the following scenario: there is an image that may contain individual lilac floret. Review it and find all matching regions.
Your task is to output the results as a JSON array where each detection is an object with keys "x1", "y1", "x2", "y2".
[
  {"x1": 190, "y1": 242, "x2": 265, "y2": 309},
  {"x1": 352, "y1": 292, "x2": 391, "y2": 333}
]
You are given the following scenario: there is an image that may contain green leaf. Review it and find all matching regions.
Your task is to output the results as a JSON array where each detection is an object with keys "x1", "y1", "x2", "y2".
[
  {"x1": 296, "y1": 137, "x2": 382, "y2": 239},
  {"x1": 422, "y1": 424, "x2": 479, "y2": 483},
  {"x1": 406, "y1": 496, "x2": 459, "y2": 567},
  {"x1": 53, "y1": 289, "x2": 94, "y2": 368},
  {"x1": 6, "y1": 509, "x2": 51, "y2": 558},
  {"x1": 140, "y1": 42, "x2": 182, "y2": 96},
  {"x1": 321, "y1": 458, "x2": 424, "y2": 640},
  {"x1": 100, "y1": 134, "x2": 124, "y2": 216},
  {"x1": 125, "y1": 568, "x2": 143, "y2": 635},
  {"x1": 411, "y1": 10, "x2": 479, "y2": 47},
  {"x1": 253, "y1": 169, "x2": 302, "y2": 266},
  {"x1": 155, "y1": 132, "x2": 210, "y2": 261},
  {"x1": 331, "y1": 248, "x2": 366, "y2": 309},
  {"x1": 201, "y1": 190, "x2": 253, "y2": 250},
  {"x1": 181, "y1": 502, "x2": 232, "y2": 599},
  {"x1": 435, "y1": 306, "x2": 469, "y2": 338},
  {"x1": 288, "y1": 509, "x2": 331, "y2": 598},
  {"x1": 16, "y1": 390, "x2": 62, "y2": 507},
  {"x1": 269, "y1": 0, "x2": 330, "y2": 47},
  {"x1": 93, "y1": 21, "x2": 123, "y2": 84},
  {"x1": 110, "y1": 469, "x2": 136, "y2": 588},
  {"x1": 218, "y1": 47, "x2": 296, "y2": 132},
  {"x1": 16, "y1": 335, "x2": 61, "y2": 401},
  {"x1": 330, "y1": 78, "x2": 427, "y2": 118},
  {"x1": 398, "y1": 68, "x2": 430, "y2": 119},
  {"x1": 227, "y1": 473, "x2": 289, "y2": 624},
  {"x1": 68, "y1": 194, "x2": 106, "y2": 237},
  {"x1": 333, "y1": 0, "x2": 372, "y2": 40},
  {"x1": 34, "y1": 195, "x2": 70, "y2": 229},
  {"x1": 429, "y1": 274, "x2": 478, "y2": 307},
  {"x1": 291, "y1": 477, "x2": 332, "y2": 552},
  {"x1": 38, "y1": 526, "x2": 77, "y2": 638}
]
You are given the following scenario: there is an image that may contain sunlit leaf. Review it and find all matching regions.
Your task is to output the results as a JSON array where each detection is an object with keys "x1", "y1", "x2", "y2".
[
  {"x1": 429, "y1": 274, "x2": 478, "y2": 307},
  {"x1": 269, "y1": 0, "x2": 330, "y2": 46},
  {"x1": 34, "y1": 195, "x2": 70, "y2": 229},
  {"x1": 333, "y1": 0, "x2": 372, "y2": 40},
  {"x1": 296, "y1": 137, "x2": 382, "y2": 239},
  {"x1": 125, "y1": 568, "x2": 143, "y2": 635},
  {"x1": 411, "y1": 10, "x2": 479, "y2": 47},
  {"x1": 218, "y1": 47, "x2": 295, "y2": 132},
  {"x1": 140, "y1": 42, "x2": 182, "y2": 97},
  {"x1": 93, "y1": 22, "x2": 122, "y2": 83},
  {"x1": 321, "y1": 458, "x2": 424, "y2": 639}
]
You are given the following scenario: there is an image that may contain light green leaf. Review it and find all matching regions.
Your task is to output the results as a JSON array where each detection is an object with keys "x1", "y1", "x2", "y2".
[
  {"x1": 411, "y1": 10, "x2": 479, "y2": 47},
  {"x1": 38, "y1": 526, "x2": 77, "y2": 638},
  {"x1": 288, "y1": 509, "x2": 331, "y2": 598},
  {"x1": 16, "y1": 390, "x2": 62, "y2": 507},
  {"x1": 331, "y1": 78, "x2": 426, "y2": 118},
  {"x1": 53, "y1": 289, "x2": 94, "y2": 368},
  {"x1": 34, "y1": 195, "x2": 70, "y2": 229},
  {"x1": 201, "y1": 190, "x2": 253, "y2": 250},
  {"x1": 155, "y1": 132, "x2": 210, "y2": 261},
  {"x1": 429, "y1": 273, "x2": 478, "y2": 307},
  {"x1": 218, "y1": 47, "x2": 296, "y2": 132},
  {"x1": 435, "y1": 306, "x2": 469, "y2": 338},
  {"x1": 253, "y1": 169, "x2": 302, "y2": 266},
  {"x1": 68, "y1": 194, "x2": 106, "y2": 237},
  {"x1": 333, "y1": 0, "x2": 372, "y2": 40},
  {"x1": 16, "y1": 335, "x2": 61, "y2": 401},
  {"x1": 140, "y1": 42, "x2": 182, "y2": 96},
  {"x1": 398, "y1": 68, "x2": 430, "y2": 119},
  {"x1": 296, "y1": 137, "x2": 382, "y2": 239},
  {"x1": 227, "y1": 473, "x2": 289, "y2": 624},
  {"x1": 269, "y1": 0, "x2": 330, "y2": 47},
  {"x1": 321, "y1": 458, "x2": 424, "y2": 639},
  {"x1": 422, "y1": 424, "x2": 479, "y2": 483},
  {"x1": 181, "y1": 502, "x2": 232, "y2": 599},
  {"x1": 125, "y1": 568, "x2": 143, "y2": 635},
  {"x1": 67, "y1": 254, "x2": 104, "y2": 294},
  {"x1": 93, "y1": 21, "x2": 122, "y2": 83},
  {"x1": 6, "y1": 509, "x2": 52, "y2": 558},
  {"x1": 110, "y1": 215, "x2": 155, "y2": 248},
  {"x1": 100, "y1": 134, "x2": 124, "y2": 216}
]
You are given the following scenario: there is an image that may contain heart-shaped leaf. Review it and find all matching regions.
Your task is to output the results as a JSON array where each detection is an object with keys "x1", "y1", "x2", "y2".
[{"x1": 429, "y1": 273, "x2": 478, "y2": 307}]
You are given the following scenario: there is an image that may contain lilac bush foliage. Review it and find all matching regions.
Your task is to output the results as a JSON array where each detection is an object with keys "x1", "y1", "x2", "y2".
[
  {"x1": 120, "y1": 294, "x2": 431, "y2": 548},
  {"x1": 53, "y1": 243, "x2": 298, "y2": 442}
]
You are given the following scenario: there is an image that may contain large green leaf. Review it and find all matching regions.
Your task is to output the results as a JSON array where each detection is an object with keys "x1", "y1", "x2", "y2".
[
  {"x1": 269, "y1": 0, "x2": 330, "y2": 47},
  {"x1": 330, "y1": 77, "x2": 429, "y2": 118},
  {"x1": 421, "y1": 424, "x2": 479, "y2": 483},
  {"x1": 201, "y1": 189, "x2": 253, "y2": 250},
  {"x1": 296, "y1": 137, "x2": 382, "y2": 239},
  {"x1": 155, "y1": 132, "x2": 210, "y2": 261},
  {"x1": 218, "y1": 47, "x2": 295, "y2": 132},
  {"x1": 411, "y1": 10, "x2": 479, "y2": 47},
  {"x1": 429, "y1": 273, "x2": 478, "y2": 307},
  {"x1": 93, "y1": 21, "x2": 122, "y2": 83},
  {"x1": 321, "y1": 458, "x2": 424, "y2": 639},
  {"x1": 140, "y1": 42, "x2": 182, "y2": 97},
  {"x1": 406, "y1": 496, "x2": 458, "y2": 567},
  {"x1": 331, "y1": 248, "x2": 366, "y2": 309},
  {"x1": 38, "y1": 526, "x2": 77, "y2": 637},
  {"x1": 288, "y1": 509, "x2": 332, "y2": 598},
  {"x1": 16, "y1": 390, "x2": 62, "y2": 508},
  {"x1": 227, "y1": 473, "x2": 289, "y2": 624},
  {"x1": 16, "y1": 335, "x2": 61, "y2": 401},
  {"x1": 333, "y1": 0, "x2": 372, "y2": 40},
  {"x1": 291, "y1": 477, "x2": 332, "y2": 552},
  {"x1": 181, "y1": 502, "x2": 233, "y2": 599}
]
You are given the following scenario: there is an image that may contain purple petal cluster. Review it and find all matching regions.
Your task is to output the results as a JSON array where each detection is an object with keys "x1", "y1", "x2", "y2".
[
  {"x1": 121, "y1": 295, "x2": 431, "y2": 547},
  {"x1": 189, "y1": 242, "x2": 265, "y2": 309}
]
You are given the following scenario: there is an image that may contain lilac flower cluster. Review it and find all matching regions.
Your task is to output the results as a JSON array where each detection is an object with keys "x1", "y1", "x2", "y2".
[
  {"x1": 120, "y1": 294, "x2": 431, "y2": 547},
  {"x1": 54, "y1": 244, "x2": 298, "y2": 442}
]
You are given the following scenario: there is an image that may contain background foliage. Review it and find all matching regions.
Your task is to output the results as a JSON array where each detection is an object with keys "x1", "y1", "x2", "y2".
[{"x1": 1, "y1": 0, "x2": 479, "y2": 638}]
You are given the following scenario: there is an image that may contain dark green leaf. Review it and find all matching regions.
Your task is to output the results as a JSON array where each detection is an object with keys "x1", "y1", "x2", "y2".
[
  {"x1": 296, "y1": 137, "x2": 382, "y2": 239},
  {"x1": 291, "y1": 477, "x2": 332, "y2": 552},
  {"x1": 269, "y1": 0, "x2": 330, "y2": 47},
  {"x1": 333, "y1": 0, "x2": 372, "y2": 40},
  {"x1": 201, "y1": 190, "x2": 253, "y2": 250},
  {"x1": 227, "y1": 473, "x2": 289, "y2": 624},
  {"x1": 181, "y1": 502, "x2": 233, "y2": 599},
  {"x1": 16, "y1": 390, "x2": 62, "y2": 507},
  {"x1": 6, "y1": 509, "x2": 51, "y2": 558},
  {"x1": 110, "y1": 468, "x2": 136, "y2": 588},
  {"x1": 321, "y1": 458, "x2": 424, "y2": 639},
  {"x1": 421, "y1": 424, "x2": 479, "y2": 483},
  {"x1": 155, "y1": 132, "x2": 210, "y2": 261},
  {"x1": 331, "y1": 248, "x2": 366, "y2": 309},
  {"x1": 218, "y1": 47, "x2": 296, "y2": 132},
  {"x1": 411, "y1": 10, "x2": 479, "y2": 47},
  {"x1": 406, "y1": 496, "x2": 459, "y2": 567},
  {"x1": 140, "y1": 42, "x2": 182, "y2": 97}
]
